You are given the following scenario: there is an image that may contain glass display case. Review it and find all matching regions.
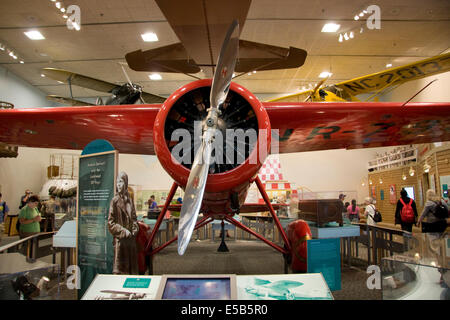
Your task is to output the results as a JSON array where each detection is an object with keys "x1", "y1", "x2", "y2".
[
  {"x1": 0, "y1": 253, "x2": 60, "y2": 300},
  {"x1": 381, "y1": 233, "x2": 449, "y2": 300}
]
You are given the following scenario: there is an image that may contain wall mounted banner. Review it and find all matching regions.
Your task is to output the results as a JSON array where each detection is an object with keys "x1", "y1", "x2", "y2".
[
  {"x1": 389, "y1": 184, "x2": 396, "y2": 204},
  {"x1": 77, "y1": 140, "x2": 118, "y2": 298},
  {"x1": 371, "y1": 186, "x2": 376, "y2": 200}
]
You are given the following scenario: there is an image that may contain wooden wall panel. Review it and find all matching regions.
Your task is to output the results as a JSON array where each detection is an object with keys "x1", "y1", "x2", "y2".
[{"x1": 367, "y1": 146, "x2": 450, "y2": 229}]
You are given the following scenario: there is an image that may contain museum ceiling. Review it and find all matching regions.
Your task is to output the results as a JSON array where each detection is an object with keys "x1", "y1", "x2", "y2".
[{"x1": 0, "y1": 0, "x2": 449, "y2": 100}]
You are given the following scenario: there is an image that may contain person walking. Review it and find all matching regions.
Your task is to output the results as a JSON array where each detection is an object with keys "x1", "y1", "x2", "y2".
[
  {"x1": 347, "y1": 199, "x2": 360, "y2": 222},
  {"x1": 395, "y1": 188, "x2": 418, "y2": 232},
  {"x1": 417, "y1": 189, "x2": 449, "y2": 234},
  {"x1": 0, "y1": 193, "x2": 10, "y2": 244},
  {"x1": 18, "y1": 195, "x2": 41, "y2": 239},
  {"x1": 364, "y1": 197, "x2": 377, "y2": 226},
  {"x1": 19, "y1": 189, "x2": 32, "y2": 209}
]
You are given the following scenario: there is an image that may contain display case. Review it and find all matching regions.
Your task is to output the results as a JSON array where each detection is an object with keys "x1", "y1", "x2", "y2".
[
  {"x1": 0, "y1": 253, "x2": 60, "y2": 300},
  {"x1": 381, "y1": 233, "x2": 449, "y2": 300},
  {"x1": 297, "y1": 199, "x2": 344, "y2": 227}
]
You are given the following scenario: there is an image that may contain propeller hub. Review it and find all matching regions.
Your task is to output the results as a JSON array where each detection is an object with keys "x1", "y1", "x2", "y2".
[{"x1": 206, "y1": 118, "x2": 215, "y2": 127}]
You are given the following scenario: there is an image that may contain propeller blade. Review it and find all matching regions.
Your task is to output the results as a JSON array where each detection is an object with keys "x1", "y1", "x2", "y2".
[
  {"x1": 177, "y1": 20, "x2": 240, "y2": 255},
  {"x1": 304, "y1": 78, "x2": 327, "y2": 102},
  {"x1": 210, "y1": 19, "x2": 239, "y2": 109},
  {"x1": 177, "y1": 130, "x2": 213, "y2": 255},
  {"x1": 118, "y1": 62, "x2": 134, "y2": 87}
]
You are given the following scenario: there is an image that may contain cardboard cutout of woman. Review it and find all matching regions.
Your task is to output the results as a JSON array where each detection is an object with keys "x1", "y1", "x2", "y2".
[{"x1": 108, "y1": 172, "x2": 139, "y2": 275}]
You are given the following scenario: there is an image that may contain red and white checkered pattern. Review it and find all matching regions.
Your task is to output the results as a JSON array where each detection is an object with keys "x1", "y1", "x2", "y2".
[
  {"x1": 255, "y1": 155, "x2": 298, "y2": 203},
  {"x1": 258, "y1": 155, "x2": 283, "y2": 181},
  {"x1": 265, "y1": 183, "x2": 292, "y2": 190}
]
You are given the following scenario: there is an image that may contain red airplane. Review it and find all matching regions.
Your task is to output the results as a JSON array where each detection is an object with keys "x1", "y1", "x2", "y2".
[{"x1": 1, "y1": 0, "x2": 450, "y2": 272}]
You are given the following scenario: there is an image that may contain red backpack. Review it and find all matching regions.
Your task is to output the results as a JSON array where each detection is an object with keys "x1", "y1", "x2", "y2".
[{"x1": 399, "y1": 198, "x2": 415, "y2": 223}]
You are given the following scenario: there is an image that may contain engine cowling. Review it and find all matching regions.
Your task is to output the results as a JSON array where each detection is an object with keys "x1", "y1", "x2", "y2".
[{"x1": 154, "y1": 79, "x2": 271, "y2": 196}]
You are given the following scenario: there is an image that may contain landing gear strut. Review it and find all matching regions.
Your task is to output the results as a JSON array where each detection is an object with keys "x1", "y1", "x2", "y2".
[{"x1": 217, "y1": 220, "x2": 229, "y2": 252}]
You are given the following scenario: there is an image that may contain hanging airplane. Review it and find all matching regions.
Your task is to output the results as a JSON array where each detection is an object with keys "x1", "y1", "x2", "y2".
[
  {"x1": 41, "y1": 67, "x2": 166, "y2": 106},
  {"x1": 269, "y1": 52, "x2": 450, "y2": 103},
  {"x1": 1, "y1": 0, "x2": 450, "y2": 272}
]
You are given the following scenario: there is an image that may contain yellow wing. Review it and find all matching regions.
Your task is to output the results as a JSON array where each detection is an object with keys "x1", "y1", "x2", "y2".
[
  {"x1": 334, "y1": 52, "x2": 450, "y2": 96},
  {"x1": 267, "y1": 52, "x2": 450, "y2": 103}
]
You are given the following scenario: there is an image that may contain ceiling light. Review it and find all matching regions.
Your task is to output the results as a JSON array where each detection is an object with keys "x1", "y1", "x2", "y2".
[
  {"x1": 141, "y1": 32, "x2": 158, "y2": 42},
  {"x1": 354, "y1": 15, "x2": 359, "y2": 20},
  {"x1": 402, "y1": 173, "x2": 407, "y2": 180},
  {"x1": 360, "y1": 27, "x2": 364, "y2": 33},
  {"x1": 252, "y1": 70, "x2": 256, "y2": 74},
  {"x1": 247, "y1": 72, "x2": 252, "y2": 75},
  {"x1": 359, "y1": 12, "x2": 364, "y2": 17},
  {"x1": 363, "y1": 10, "x2": 368, "y2": 14},
  {"x1": 349, "y1": 31, "x2": 354, "y2": 39},
  {"x1": 12, "y1": 55, "x2": 17, "y2": 59},
  {"x1": 386, "y1": 63, "x2": 392, "y2": 68},
  {"x1": 149, "y1": 73, "x2": 162, "y2": 80},
  {"x1": 55, "y1": 2, "x2": 61, "y2": 9},
  {"x1": 424, "y1": 163, "x2": 431, "y2": 173},
  {"x1": 24, "y1": 30, "x2": 45, "y2": 40},
  {"x1": 8, "y1": 51, "x2": 13, "y2": 57},
  {"x1": 321, "y1": 23, "x2": 340, "y2": 33},
  {"x1": 369, "y1": 179, "x2": 373, "y2": 185},
  {"x1": 41, "y1": 74, "x2": 46, "y2": 77},
  {"x1": 338, "y1": 34, "x2": 343, "y2": 42},
  {"x1": 409, "y1": 166, "x2": 415, "y2": 176},
  {"x1": 319, "y1": 71, "x2": 332, "y2": 78},
  {"x1": 20, "y1": 60, "x2": 24, "y2": 64},
  {"x1": 60, "y1": 8, "x2": 65, "y2": 13},
  {"x1": 63, "y1": 14, "x2": 68, "y2": 19},
  {"x1": 344, "y1": 33, "x2": 349, "y2": 40},
  {"x1": 379, "y1": 178, "x2": 383, "y2": 184}
]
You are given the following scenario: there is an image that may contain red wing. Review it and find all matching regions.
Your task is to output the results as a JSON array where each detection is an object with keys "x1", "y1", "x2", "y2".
[
  {"x1": 0, "y1": 105, "x2": 162, "y2": 154},
  {"x1": 264, "y1": 102, "x2": 450, "y2": 153}
]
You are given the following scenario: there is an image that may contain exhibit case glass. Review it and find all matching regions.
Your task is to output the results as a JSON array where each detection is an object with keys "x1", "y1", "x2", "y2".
[
  {"x1": 381, "y1": 233, "x2": 449, "y2": 300},
  {"x1": 0, "y1": 253, "x2": 60, "y2": 300}
]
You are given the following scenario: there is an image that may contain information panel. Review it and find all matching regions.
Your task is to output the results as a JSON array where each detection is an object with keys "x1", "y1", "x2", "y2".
[
  {"x1": 307, "y1": 238, "x2": 341, "y2": 291},
  {"x1": 77, "y1": 150, "x2": 117, "y2": 298}
]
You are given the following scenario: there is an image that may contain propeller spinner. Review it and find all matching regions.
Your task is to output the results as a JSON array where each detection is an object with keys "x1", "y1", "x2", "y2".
[{"x1": 177, "y1": 20, "x2": 240, "y2": 255}]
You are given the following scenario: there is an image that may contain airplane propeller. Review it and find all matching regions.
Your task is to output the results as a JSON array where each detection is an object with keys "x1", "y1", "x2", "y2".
[
  {"x1": 177, "y1": 19, "x2": 240, "y2": 255},
  {"x1": 304, "y1": 78, "x2": 328, "y2": 102}
]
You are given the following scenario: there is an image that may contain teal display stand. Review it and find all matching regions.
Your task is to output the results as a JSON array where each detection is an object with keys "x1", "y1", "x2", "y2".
[{"x1": 307, "y1": 238, "x2": 341, "y2": 291}]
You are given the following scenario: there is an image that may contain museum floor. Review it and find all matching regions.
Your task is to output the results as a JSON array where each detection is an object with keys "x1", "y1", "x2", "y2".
[{"x1": 1, "y1": 236, "x2": 382, "y2": 300}]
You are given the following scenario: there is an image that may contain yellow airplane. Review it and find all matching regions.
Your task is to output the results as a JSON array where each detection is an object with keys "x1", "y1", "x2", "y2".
[{"x1": 268, "y1": 52, "x2": 450, "y2": 103}]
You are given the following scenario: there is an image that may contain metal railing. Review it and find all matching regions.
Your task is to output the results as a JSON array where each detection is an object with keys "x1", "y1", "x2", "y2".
[
  {"x1": 341, "y1": 223, "x2": 413, "y2": 267},
  {"x1": 0, "y1": 231, "x2": 58, "y2": 261}
]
